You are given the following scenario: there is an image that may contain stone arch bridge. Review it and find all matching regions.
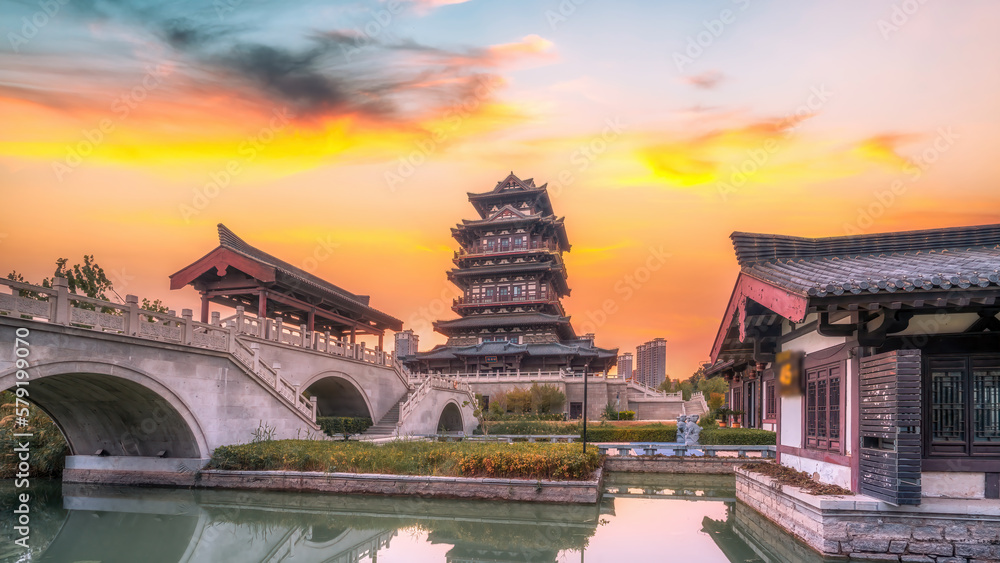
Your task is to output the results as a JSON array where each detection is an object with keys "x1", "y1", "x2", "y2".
[{"x1": 0, "y1": 278, "x2": 476, "y2": 482}]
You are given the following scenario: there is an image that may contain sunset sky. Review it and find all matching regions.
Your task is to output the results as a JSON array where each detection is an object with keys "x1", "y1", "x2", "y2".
[{"x1": 2, "y1": 0, "x2": 999, "y2": 378}]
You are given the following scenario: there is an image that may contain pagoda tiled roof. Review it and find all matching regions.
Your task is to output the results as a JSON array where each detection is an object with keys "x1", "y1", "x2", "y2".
[
  {"x1": 466, "y1": 172, "x2": 555, "y2": 217},
  {"x1": 416, "y1": 340, "x2": 618, "y2": 361},
  {"x1": 732, "y1": 223, "x2": 1000, "y2": 297}
]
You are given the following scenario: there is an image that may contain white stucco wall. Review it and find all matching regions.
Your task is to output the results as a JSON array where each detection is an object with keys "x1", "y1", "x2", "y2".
[
  {"x1": 782, "y1": 453, "x2": 853, "y2": 490},
  {"x1": 922, "y1": 471, "x2": 987, "y2": 499}
]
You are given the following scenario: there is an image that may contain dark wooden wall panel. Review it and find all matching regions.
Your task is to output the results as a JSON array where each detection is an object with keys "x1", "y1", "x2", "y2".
[{"x1": 859, "y1": 349, "x2": 922, "y2": 505}]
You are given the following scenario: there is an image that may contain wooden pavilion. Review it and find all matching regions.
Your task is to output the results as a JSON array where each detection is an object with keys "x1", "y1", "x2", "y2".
[{"x1": 169, "y1": 224, "x2": 402, "y2": 349}]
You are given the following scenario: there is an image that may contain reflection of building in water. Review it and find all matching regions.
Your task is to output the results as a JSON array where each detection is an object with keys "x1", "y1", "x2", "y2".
[
  {"x1": 700, "y1": 501, "x2": 839, "y2": 563},
  {"x1": 37, "y1": 485, "x2": 599, "y2": 563}
]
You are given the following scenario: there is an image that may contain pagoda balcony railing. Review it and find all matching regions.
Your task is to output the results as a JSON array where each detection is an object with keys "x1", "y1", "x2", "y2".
[
  {"x1": 453, "y1": 296, "x2": 557, "y2": 307},
  {"x1": 454, "y1": 240, "x2": 558, "y2": 259}
]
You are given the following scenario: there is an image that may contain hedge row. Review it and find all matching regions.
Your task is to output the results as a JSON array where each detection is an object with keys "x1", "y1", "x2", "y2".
[
  {"x1": 209, "y1": 440, "x2": 601, "y2": 480},
  {"x1": 317, "y1": 416, "x2": 373, "y2": 438},
  {"x1": 478, "y1": 420, "x2": 580, "y2": 435},
  {"x1": 485, "y1": 412, "x2": 566, "y2": 422},
  {"x1": 580, "y1": 425, "x2": 775, "y2": 445}
]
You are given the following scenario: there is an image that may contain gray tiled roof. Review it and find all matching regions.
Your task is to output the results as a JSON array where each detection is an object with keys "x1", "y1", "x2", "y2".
[
  {"x1": 434, "y1": 313, "x2": 570, "y2": 330},
  {"x1": 732, "y1": 224, "x2": 1000, "y2": 298}
]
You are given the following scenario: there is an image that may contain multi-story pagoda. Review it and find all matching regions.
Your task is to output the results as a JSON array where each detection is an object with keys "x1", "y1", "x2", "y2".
[{"x1": 407, "y1": 172, "x2": 617, "y2": 375}]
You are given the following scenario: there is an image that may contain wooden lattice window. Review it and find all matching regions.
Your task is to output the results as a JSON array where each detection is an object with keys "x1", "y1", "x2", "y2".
[
  {"x1": 765, "y1": 382, "x2": 776, "y2": 419},
  {"x1": 806, "y1": 362, "x2": 842, "y2": 451},
  {"x1": 732, "y1": 386, "x2": 743, "y2": 425},
  {"x1": 927, "y1": 355, "x2": 1000, "y2": 458}
]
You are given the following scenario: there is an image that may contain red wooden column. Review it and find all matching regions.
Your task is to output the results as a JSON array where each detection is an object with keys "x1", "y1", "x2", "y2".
[
  {"x1": 350, "y1": 326, "x2": 356, "y2": 344},
  {"x1": 258, "y1": 289, "x2": 267, "y2": 318},
  {"x1": 307, "y1": 309, "x2": 315, "y2": 332},
  {"x1": 200, "y1": 292, "x2": 210, "y2": 323},
  {"x1": 378, "y1": 332, "x2": 383, "y2": 350}
]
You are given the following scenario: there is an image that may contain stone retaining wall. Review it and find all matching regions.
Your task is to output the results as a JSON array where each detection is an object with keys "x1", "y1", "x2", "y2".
[
  {"x1": 604, "y1": 456, "x2": 762, "y2": 474},
  {"x1": 195, "y1": 468, "x2": 602, "y2": 504},
  {"x1": 735, "y1": 468, "x2": 1000, "y2": 562}
]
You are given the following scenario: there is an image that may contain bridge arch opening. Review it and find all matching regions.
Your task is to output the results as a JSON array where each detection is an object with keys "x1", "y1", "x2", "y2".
[
  {"x1": 305, "y1": 375, "x2": 372, "y2": 419},
  {"x1": 1, "y1": 366, "x2": 206, "y2": 459},
  {"x1": 437, "y1": 402, "x2": 463, "y2": 432}
]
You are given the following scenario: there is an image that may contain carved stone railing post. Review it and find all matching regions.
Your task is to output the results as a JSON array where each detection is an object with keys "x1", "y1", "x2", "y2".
[
  {"x1": 227, "y1": 321, "x2": 237, "y2": 353},
  {"x1": 235, "y1": 306, "x2": 245, "y2": 332},
  {"x1": 125, "y1": 294, "x2": 139, "y2": 335},
  {"x1": 52, "y1": 277, "x2": 70, "y2": 325},
  {"x1": 310, "y1": 396, "x2": 318, "y2": 420},
  {"x1": 300, "y1": 324, "x2": 308, "y2": 348},
  {"x1": 273, "y1": 362, "x2": 282, "y2": 392},
  {"x1": 250, "y1": 341, "x2": 260, "y2": 372},
  {"x1": 211, "y1": 311, "x2": 221, "y2": 325},
  {"x1": 181, "y1": 309, "x2": 194, "y2": 345},
  {"x1": 264, "y1": 318, "x2": 273, "y2": 340},
  {"x1": 274, "y1": 317, "x2": 283, "y2": 343},
  {"x1": 324, "y1": 331, "x2": 331, "y2": 353}
]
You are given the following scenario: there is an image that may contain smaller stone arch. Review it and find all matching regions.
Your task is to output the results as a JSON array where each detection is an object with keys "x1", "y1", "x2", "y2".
[
  {"x1": 437, "y1": 401, "x2": 464, "y2": 432},
  {"x1": 303, "y1": 372, "x2": 374, "y2": 419}
]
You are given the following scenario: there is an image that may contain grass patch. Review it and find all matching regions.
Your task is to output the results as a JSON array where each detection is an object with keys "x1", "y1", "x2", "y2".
[
  {"x1": 208, "y1": 440, "x2": 602, "y2": 480},
  {"x1": 480, "y1": 420, "x2": 580, "y2": 435},
  {"x1": 742, "y1": 462, "x2": 853, "y2": 496}
]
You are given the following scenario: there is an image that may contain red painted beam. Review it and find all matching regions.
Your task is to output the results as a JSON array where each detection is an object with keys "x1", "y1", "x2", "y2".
[{"x1": 709, "y1": 273, "x2": 809, "y2": 364}]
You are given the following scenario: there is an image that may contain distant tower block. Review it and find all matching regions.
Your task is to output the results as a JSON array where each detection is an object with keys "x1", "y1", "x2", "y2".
[{"x1": 394, "y1": 329, "x2": 420, "y2": 357}]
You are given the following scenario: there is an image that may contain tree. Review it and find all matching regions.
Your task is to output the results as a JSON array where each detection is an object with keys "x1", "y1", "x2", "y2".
[
  {"x1": 678, "y1": 381, "x2": 694, "y2": 401},
  {"x1": 697, "y1": 376, "x2": 729, "y2": 396},
  {"x1": 658, "y1": 378, "x2": 676, "y2": 393},
  {"x1": 7, "y1": 256, "x2": 169, "y2": 315}
]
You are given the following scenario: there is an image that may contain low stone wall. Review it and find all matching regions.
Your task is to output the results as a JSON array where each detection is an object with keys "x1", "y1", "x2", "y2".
[
  {"x1": 735, "y1": 467, "x2": 1000, "y2": 562},
  {"x1": 62, "y1": 456, "x2": 602, "y2": 504},
  {"x1": 195, "y1": 468, "x2": 602, "y2": 504},
  {"x1": 604, "y1": 456, "x2": 761, "y2": 474}
]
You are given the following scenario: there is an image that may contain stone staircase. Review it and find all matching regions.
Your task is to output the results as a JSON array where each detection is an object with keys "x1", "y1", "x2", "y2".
[{"x1": 362, "y1": 390, "x2": 412, "y2": 438}]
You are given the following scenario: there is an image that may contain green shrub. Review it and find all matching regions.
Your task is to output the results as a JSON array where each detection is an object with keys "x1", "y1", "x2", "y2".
[
  {"x1": 700, "y1": 428, "x2": 775, "y2": 445},
  {"x1": 583, "y1": 424, "x2": 677, "y2": 442},
  {"x1": 317, "y1": 416, "x2": 373, "y2": 438},
  {"x1": 616, "y1": 410, "x2": 635, "y2": 421},
  {"x1": 480, "y1": 420, "x2": 579, "y2": 435},
  {"x1": 529, "y1": 383, "x2": 565, "y2": 414},
  {"x1": 486, "y1": 412, "x2": 566, "y2": 422},
  {"x1": 579, "y1": 424, "x2": 775, "y2": 445},
  {"x1": 208, "y1": 440, "x2": 601, "y2": 480},
  {"x1": 0, "y1": 391, "x2": 68, "y2": 479}
]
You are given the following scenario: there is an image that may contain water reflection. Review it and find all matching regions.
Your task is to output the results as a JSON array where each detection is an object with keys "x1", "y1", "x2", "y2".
[{"x1": 0, "y1": 475, "x2": 836, "y2": 563}]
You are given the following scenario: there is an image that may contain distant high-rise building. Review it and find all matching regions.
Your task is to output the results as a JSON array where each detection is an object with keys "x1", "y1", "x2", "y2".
[
  {"x1": 635, "y1": 338, "x2": 667, "y2": 388},
  {"x1": 617, "y1": 352, "x2": 633, "y2": 379},
  {"x1": 394, "y1": 329, "x2": 420, "y2": 357}
]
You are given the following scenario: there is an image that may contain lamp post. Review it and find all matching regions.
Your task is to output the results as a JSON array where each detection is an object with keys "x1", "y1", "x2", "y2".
[{"x1": 582, "y1": 364, "x2": 589, "y2": 454}]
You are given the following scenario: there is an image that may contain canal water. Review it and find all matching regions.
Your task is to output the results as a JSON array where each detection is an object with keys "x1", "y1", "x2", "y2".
[{"x1": 0, "y1": 474, "x2": 834, "y2": 563}]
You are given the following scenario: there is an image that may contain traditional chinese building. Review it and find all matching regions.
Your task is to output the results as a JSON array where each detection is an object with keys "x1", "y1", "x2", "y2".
[
  {"x1": 170, "y1": 224, "x2": 402, "y2": 349},
  {"x1": 707, "y1": 223, "x2": 1000, "y2": 559},
  {"x1": 406, "y1": 173, "x2": 617, "y2": 375}
]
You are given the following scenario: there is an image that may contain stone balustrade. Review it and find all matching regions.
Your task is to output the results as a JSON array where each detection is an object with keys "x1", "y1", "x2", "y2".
[{"x1": 0, "y1": 278, "x2": 316, "y2": 421}]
